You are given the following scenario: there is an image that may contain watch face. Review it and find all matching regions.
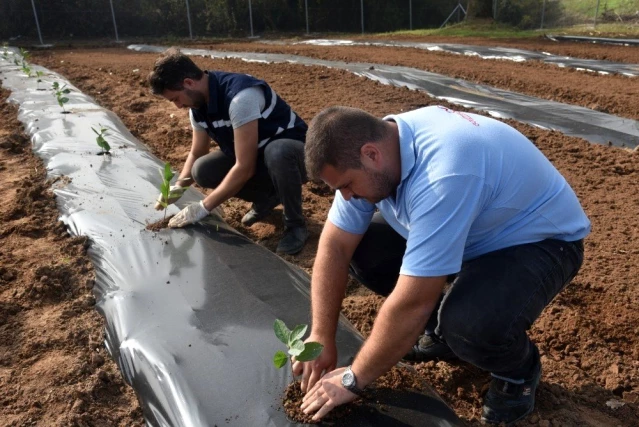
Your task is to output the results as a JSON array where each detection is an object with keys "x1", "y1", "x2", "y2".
[{"x1": 342, "y1": 371, "x2": 355, "y2": 387}]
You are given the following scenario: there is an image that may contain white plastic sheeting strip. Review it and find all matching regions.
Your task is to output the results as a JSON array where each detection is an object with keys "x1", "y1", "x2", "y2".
[
  {"x1": 290, "y1": 39, "x2": 639, "y2": 77},
  {"x1": 129, "y1": 44, "x2": 639, "y2": 150},
  {"x1": 1, "y1": 48, "x2": 462, "y2": 427}
]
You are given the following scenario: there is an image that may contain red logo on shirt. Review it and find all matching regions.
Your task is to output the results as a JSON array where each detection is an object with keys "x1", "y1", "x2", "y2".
[{"x1": 437, "y1": 106, "x2": 480, "y2": 126}]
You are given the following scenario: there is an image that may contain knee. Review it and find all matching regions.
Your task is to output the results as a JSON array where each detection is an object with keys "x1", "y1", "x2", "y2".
[
  {"x1": 191, "y1": 156, "x2": 224, "y2": 189},
  {"x1": 438, "y1": 298, "x2": 507, "y2": 350},
  {"x1": 191, "y1": 157, "x2": 206, "y2": 186},
  {"x1": 264, "y1": 140, "x2": 304, "y2": 170}
]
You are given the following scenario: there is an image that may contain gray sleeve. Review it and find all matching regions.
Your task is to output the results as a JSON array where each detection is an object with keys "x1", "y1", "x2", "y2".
[
  {"x1": 229, "y1": 86, "x2": 266, "y2": 129},
  {"x1": 189, "y1": 109, "x2": 206, "y2": 132}
]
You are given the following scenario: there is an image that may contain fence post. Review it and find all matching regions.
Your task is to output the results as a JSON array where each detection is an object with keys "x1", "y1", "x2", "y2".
[
  {"x1": 305, "y1": 0, "x2": 309, "y2": 34},
  {"x1": 361, "y1": 0, "x2": 364, "y2": 34},
  {"x1": 248, "y1": 0, "x2": 255, "y2": 37},
  {"x1": 540, "y1": 0, "x2": 546, "y2": 29},
  {"x1": 594, "y1": 0, "x2": 601, "y2": 28},
  {"x1": 109, "y1": 0, "x2": 119, "y2": 42},
  {"x1": 30, "y1": 0, "x2": 44, "y2": 45},
  {"x1": 186, "y1": 0, "x2": 193, "y2": 39},
  {"x1": 409, "y1": 0, "x2": 413, "y2": 30}
]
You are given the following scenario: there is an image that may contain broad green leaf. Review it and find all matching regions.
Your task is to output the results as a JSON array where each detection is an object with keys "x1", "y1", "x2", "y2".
[
  {"x1": 273, "y1": 351, "x2": 288, "y2": 369},
  {"x1": 289, "y1": 324, "x2": 307, "y2": 345},
  {"x1": 91, "y1": 127, "x2": 99, "y2": 136},
  {"x1": 296, "y1": 342, "x2": 324, "y2": 362},
  {"x1": 60, "y1": 97, "x2": 69, "y2": 103},
  {"x1": 273, "y1": 319, "x2": 291, "y2": 345},
  {"x1": 288, "y1": 339, "x2": 305, "y2": 356},
  {"x1": 62, "y1": 89, "x2": 71, "y2": 94}
]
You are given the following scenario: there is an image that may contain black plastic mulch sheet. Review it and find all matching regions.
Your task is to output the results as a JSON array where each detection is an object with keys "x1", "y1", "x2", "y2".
[
  {"x1": 0, "y1": 52, "x2": 462, "y2": 426},
  {"x1": 546, "y1": 34, "x2": 639, "y2": 47},
  {"x1": 288, "y1": 39, "x2": 639, "y2": 77},
  {"x1": 129, "y1": 44, "x2": 639, "y2": 150}
]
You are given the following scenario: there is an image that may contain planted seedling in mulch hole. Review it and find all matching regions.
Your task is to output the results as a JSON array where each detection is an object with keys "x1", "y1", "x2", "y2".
[
  {"x1": 52, "y1": 81, "x2": 71, "y2": 114},
  {"x1": 19, "y1": 47, "x2": 30, "y2": 62},
  {"x1": 35, "y1": 71, "x2": 45, "y2": 90},
  {"x1": 273, "y1": 319, "x2": 334, "y2": 423},
  {"x1": 274, "y1": 318, "x2": 439, "y2": 423},
  {"x1": 92, "y1": 124, "x2": 111, "y2": 156},
  {"x1": 146, "y1": 162, "x2": 176, "y2": 231},
  {"x1": 20, "y1": 61, "x2": 31, "y2": 77}
]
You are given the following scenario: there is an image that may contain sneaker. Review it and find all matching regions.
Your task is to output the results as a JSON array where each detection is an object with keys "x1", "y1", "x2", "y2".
[
  {"x1": 403, "y1": 333, "x2": 457, "y2": 362},
  {"x1": 276, "y1": 226, "x2": 308, "y2": 255},
  {"x1": 481, "y1": 353, "x2": 542, "y2": 425},
  {"x1": 241, "y1": 196, "x2": 280, "y2": 227}
]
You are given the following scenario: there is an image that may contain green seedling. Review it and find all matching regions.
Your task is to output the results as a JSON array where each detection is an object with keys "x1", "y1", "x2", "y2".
[
  {"x1": 273, "y1": 319, "x2": 324, "y2": 378},
  {"x1": 91, "y1": 124, "x2": 111, "y2": 155},
  {"x1": 158, "y1": 162, "x2": 175, "y2": 219},
  {"x1": 52, "y1": 81, "x2": 71, "y2": 113},
  {"x1": 35, "y1": 71, "x2": 44, "y2": 89},
  {"x1": 19, "y1": 47, "x2": 30, "y2": 62},
  {"x1": 21, "y1": 62, "x2": 32, "y2": 77}
]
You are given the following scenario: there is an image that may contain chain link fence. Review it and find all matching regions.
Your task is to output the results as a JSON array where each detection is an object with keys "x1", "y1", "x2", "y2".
[
  {"x1": 1, "y1": 0, "x2": 637, "y2": 44},
  {"x1": 495, "y1": 0, "x2": 639, "y2": 30}
]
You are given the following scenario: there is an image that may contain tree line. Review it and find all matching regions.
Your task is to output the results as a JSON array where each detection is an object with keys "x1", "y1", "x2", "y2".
[{"x1": 2, "y1": 0, "x2": 563, "y2": 41}]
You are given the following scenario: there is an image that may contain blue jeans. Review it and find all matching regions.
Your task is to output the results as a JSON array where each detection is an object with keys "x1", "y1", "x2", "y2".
[
  {"x1": 349, "y1": 213, "x2": 584, "y2": 379},
  {"x1": 191, "y1": 138, "x2": 307, "y2": 227}
]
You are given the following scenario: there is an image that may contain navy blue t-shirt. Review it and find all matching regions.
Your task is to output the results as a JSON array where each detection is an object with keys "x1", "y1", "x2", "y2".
[{"x1": 190, "y1": 71, "x2": 307, "y2": 157}]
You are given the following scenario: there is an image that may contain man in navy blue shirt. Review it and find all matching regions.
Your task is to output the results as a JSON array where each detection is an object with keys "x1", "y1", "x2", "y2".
[{"x1": 148, "y1": 48, "x2": 308, "y2": 255}]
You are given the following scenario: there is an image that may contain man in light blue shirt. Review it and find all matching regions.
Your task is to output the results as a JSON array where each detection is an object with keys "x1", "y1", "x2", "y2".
[{"x1": 294, "y1": 105, "x2": 590, "y2": 424}]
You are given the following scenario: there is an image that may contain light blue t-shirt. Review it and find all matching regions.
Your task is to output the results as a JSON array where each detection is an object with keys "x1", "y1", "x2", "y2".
[{"x1": 328, "y1": 106, "x2": 591, "y2": 277}]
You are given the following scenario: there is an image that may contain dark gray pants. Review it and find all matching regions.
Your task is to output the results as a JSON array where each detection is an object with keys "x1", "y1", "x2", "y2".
[
  {"x1": 191, "y1": 138, "x2": 306, "y2": 227},
  {"x1": 349, "y1": 213, "x2": 584, "y2": 379}
]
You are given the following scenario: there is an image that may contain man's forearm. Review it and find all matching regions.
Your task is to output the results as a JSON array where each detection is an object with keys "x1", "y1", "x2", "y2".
[
  {"x1": 177, "y1": 152, "x2": 198, "y2": 186},
  {"x1": 310, "y1": 238, "x2": 351, "y2": 341},
  {"x1": 201, "y1": 164, "x2": 252, "y2": 212},
  {"x1": 351, "y1": 275, "x2": 446, "y2": 387}
]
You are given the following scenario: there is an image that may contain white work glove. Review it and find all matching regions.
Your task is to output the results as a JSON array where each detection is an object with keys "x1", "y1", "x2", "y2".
[
  {"x1": 154, "y1": 185, "x2": 188, "y2": 210},
  {"x1": 168, "y1": 201, "x2": 210, "y2": 228}
]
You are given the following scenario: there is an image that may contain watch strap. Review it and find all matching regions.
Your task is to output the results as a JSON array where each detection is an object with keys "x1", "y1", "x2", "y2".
[{"x1": 343, "y1": 365, "x2": 364, "y2": 395}]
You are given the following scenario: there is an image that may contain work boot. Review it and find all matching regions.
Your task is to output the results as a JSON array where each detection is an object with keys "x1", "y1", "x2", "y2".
[
  {"x1": 403, "y1": 333, "x2": 457, "y2": 362},
  {"x1": 276, "y1": 225, "x2": 308, "y2": 255},
  {"x1": 241, "y1": 196, "x2": 280, "y2": 227},
  {"x1": 481, "y1": 350, "x2": 542, "y2": 425}
]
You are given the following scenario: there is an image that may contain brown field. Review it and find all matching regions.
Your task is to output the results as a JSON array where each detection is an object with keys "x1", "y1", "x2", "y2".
[{"x1": 1, "y1": 36, "x2": 638, "y2": 426}]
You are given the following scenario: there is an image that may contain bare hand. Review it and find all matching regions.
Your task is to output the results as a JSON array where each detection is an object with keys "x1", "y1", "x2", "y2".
[
  {"x1": 292, "y1": 338, "x2": 337, "y2": 393},
  {"x1": 300, "y1": 367, "x2": 357, "y2": 421}
]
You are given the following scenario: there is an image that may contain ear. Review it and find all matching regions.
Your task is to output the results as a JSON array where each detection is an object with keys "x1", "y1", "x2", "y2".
[
  {"x1": 182, "y1": 78, "x2": 196, "y2": 89},
  {"x1": 360, "y1": 143, "x2": 381, "y2": 167}
]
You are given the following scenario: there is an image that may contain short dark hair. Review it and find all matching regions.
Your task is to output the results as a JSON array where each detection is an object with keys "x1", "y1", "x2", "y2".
[
  {"x1": 147, "y1": 47, "x2": 204, "y2": 95},
  {"x1": 305, "y1": 106, "x2": 389, "y2": 181}
]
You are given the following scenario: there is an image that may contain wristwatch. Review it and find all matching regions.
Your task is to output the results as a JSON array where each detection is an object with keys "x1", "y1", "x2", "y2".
[{"x1": 341, "y1": 365, "x2": 364, "y2": 395}]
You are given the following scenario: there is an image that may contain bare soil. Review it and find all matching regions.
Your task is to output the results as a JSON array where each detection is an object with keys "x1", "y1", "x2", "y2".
[{"x1": 1, "y1": 37, "x2": 638, "y2": 426}]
